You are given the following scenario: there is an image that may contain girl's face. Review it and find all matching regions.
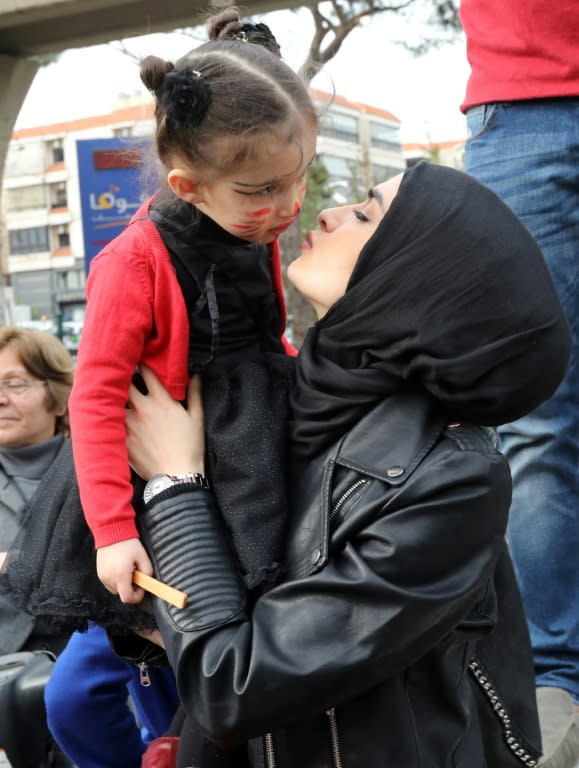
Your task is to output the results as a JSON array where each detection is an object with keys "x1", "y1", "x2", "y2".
[
  {"x1": 287, "y1": 174, "x2": 404, "y2": 318},
  {"x1": 0, "y1": 346, "x2": 57, "y2": 448},
  {"x1": 169, "y1": 127, "x2": 317, "y2": 245}
]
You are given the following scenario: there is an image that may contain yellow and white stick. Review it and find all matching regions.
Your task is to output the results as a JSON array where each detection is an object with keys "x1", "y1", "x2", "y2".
[{"x1": 133, "y1": 570, "x2": 188, "y2": 609}]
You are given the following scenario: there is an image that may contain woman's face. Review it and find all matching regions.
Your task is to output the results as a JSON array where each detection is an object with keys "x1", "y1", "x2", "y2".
[
  {"x1": 0, "y1": 346, "x2": 57, "y2": 449},
  {"x1": 287, "y1": 173, "x2": 404, "y2": 318}
]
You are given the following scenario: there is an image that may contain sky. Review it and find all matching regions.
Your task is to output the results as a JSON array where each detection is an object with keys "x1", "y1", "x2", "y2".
[{"x1": 14, "y1": 6, "x2": 471, "y2": 144}]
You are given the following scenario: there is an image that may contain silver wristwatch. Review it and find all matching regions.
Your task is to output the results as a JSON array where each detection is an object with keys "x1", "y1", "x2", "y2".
[{"x1": 143, "y1": 472, "x2": 210, "y2": 504}]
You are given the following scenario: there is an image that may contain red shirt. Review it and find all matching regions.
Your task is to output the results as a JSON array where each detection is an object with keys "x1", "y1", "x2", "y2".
[
  {"x1": 69, "y1": 198, "x2": 294, "y2": 548},
  {"x1": 461, "y1": 0, "x2": 579, "y2": 111}
]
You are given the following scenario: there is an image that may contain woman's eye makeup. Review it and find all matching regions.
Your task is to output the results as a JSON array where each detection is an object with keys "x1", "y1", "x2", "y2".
[{"x1": 353, "y1": 208, "x2": 370, "y2": 222}]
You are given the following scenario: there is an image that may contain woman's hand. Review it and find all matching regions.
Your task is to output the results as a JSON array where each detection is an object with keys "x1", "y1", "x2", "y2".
[{"x1": 126, "y1": 366, "x2": 205, "y2": 481}]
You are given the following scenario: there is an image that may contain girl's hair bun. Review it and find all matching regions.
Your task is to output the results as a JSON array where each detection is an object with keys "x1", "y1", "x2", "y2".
[
  {"x1": 159, "y1": 67, "x2": 212, "y2": 128},
  {"x1": 207, "y1": 7, "x2": 281, "y2": 57},
  {"x1": 207, "y1": 7, "x2": 242, "y2": 41},
  {"x1": 140, "y1": 55, "x2": 175, "y2": 94}
]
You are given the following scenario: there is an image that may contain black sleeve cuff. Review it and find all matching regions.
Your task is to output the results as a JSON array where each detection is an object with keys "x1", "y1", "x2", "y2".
[{"x1": 138, "y1": 488, "x2": 246, "y2": 631}]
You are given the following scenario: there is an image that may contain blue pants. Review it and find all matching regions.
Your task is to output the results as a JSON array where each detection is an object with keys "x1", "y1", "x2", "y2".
[
  {"x1": 45, "y1": 623, "x2": 179, "y2": 768},
  {"x1": 465, "y1": 99, "x2": 579, "y2": 703}
]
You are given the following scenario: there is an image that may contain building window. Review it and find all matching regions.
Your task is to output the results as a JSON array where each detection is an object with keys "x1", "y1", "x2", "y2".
[
  {"x1": 5, "y1": 185, "x2": 46, "y2": 211},
  {"x1": 56, "y1": 269, "x2": 85, "y2": 291},
  {"x1": 57, "y1": 225, "x2": 70, "y2": 248},
  {"x1": 113, "y1": 126, "x2": 133, "y2": 137},
  {"x1": 369, "y1": 122, "x2": 401, "y2": 151},
  {"x1": 9, "y1": 226, "x2": 49, "y2": 255},
  {"x1": 319, "y1": 112, "x2": 359, "y2": 143},
  {"x1": 50, "y1": 182, "x2": 68, "y2": 208},
  {"x1": 371, "y1": 164, "x2": 403, "y2": 183},
  {"x1": 50, "y1": 140, "x2": 64, "y2": 164},
  {"x1": 319, "y1": 154, "x2": 357, "y2": 181}
]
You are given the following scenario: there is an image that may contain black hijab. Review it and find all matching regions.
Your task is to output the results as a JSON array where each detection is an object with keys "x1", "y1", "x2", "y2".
[{"x1": 290, "y1": 162, "x2": 571, "y2": 460}]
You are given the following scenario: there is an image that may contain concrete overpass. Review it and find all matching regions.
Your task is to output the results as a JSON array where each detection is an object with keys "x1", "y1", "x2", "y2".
[{"x1": 0, "y1": 0, "x2": 311, "y2": 180}]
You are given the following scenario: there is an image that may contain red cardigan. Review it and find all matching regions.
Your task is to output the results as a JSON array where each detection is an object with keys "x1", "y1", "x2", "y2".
[{"x1": 69, "y1": 198, "x2": 294, "y2": 548}]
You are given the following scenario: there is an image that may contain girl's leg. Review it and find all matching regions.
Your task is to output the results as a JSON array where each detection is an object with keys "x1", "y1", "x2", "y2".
[{"x1": 45, "y1": 624, "x2": 148, "y2": 768}]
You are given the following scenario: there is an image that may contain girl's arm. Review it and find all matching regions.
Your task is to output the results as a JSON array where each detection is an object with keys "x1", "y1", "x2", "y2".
[{"x1": 70, "y1": 246, "x2": 155, "y2": 602}]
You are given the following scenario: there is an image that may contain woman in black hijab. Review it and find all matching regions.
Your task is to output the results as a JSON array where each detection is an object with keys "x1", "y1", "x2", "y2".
[{"x1": 125, "y1": 162, "x2": 570, "y2": 768}]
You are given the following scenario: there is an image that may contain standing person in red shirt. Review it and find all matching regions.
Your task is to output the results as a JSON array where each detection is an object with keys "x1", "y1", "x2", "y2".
[{"x1": 460, "y1": 2, "x2": 579, "y2": 766}]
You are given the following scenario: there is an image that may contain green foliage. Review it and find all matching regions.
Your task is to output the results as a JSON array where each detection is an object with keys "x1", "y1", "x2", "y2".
[
  {"x1": 28, "y1": 53, "x2": 60, "y2": 67},
  {"x1": 300, "y1": 157, "x2": 333, "y2": 231}
]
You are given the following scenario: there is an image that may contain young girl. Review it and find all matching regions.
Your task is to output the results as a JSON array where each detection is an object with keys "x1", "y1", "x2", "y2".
[{"x1": 69, "y1": 7, "x2": 318, "y2": 604}]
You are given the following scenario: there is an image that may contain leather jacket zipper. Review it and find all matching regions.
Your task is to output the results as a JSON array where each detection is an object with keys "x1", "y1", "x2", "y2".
[
  {"x1": 330, "y1": 479, "x2": 368, "y2": 522},
  {"x1": 326, "y1": 708, "x2": 344, "y2": 768},
  {"x1": 469, "y1": 659, "x2": 538, "y2": 766},
  {"x1": 264, "y1": 732, "x2": 277, "y2": 768},
  {"x1": 138, "y1": 661, "x2": 151, "y2": 687}
]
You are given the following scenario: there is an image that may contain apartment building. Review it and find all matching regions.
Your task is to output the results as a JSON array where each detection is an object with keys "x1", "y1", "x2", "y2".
[
  {"x1": 403, "y1": 139, "x2": 465, "y2": 171},
  {"x1": 0, "y1": 91, "x2": 406, "y2": 329}
]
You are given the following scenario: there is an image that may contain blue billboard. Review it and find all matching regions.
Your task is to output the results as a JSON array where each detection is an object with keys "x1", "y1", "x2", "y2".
[{"x1": 77, "y1": 137, "x2": 149, "y2": 274}]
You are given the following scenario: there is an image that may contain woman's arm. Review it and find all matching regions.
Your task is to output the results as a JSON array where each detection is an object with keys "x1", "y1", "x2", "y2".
[
  {"x1": 144, "y1": 455, "x2": 508, "y2": 746},
  {"x1": 126, "y1": 374, "x2": 510, "y2": 746}
]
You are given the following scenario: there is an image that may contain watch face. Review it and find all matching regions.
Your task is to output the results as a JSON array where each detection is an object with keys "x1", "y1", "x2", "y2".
[{"x1": 144, "y1": 474, "x2": 172, "y2": 503}]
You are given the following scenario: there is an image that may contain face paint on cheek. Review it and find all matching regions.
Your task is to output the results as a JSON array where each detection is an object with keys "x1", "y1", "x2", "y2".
[
  {"x1": 292, "y1": 180, "x2": 307, "y2": 217},
  {"x1": 232, "y1": 222, "x2": 262, "y2": 232},
  {"x1": 248, "y1": 207, "x2": 273, "y2": 219},
  {"x1": 232, "y1": 206, "x2": 273, "y2": 232}
]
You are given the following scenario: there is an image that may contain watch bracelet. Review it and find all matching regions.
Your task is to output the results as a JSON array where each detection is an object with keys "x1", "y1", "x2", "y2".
[{"x1": 170, "y1": 472, "x2": 210, "y2": 488}]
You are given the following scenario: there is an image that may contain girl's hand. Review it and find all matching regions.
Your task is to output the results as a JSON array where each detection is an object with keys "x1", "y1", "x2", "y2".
[
  {"x1": 126, "y1": 367, "x2": 205, "y2": 481},
  {"x1": 96, "y1": 538, "x2": 153, "y2": 604}
]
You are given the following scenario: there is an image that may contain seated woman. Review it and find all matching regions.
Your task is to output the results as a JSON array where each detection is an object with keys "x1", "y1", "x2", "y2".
[
  {"x1": 0, "y1": 327, "x2": 178, "y2": 768},
  {"x1": 125, "y1": 161, "x2": 570, "y2": 768}
]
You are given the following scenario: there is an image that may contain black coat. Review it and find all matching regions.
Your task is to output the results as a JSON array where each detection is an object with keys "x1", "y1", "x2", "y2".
[{"x1": 140, "y1": 391, "x2": 541, "y2": 768}]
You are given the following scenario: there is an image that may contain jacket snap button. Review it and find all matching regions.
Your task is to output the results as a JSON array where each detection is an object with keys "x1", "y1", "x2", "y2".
[
  {"x1": 311, "y1": 548, "x2": 321, "y2": 564},
  {"x1": 387, "y1": 466, "x2": 404, "y2": 478}
]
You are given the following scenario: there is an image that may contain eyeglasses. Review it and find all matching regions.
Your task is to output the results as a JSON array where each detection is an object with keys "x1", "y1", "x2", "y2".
[{"x1": 0, "y1": 379, "x2": 47, "y2": 396}]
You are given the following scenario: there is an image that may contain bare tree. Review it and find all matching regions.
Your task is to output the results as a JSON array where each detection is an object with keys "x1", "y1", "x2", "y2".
[{"x1": 298, "y1": 0, "x2": 459, "y2": 82}]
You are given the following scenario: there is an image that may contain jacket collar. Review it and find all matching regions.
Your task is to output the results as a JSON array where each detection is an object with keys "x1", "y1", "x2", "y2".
[
  {"x1": 335, "y1": 390, "x2": 446, "y2": 485},
  {"x1": 286, "y1": 391, "x2": 447, "y2": 579}
]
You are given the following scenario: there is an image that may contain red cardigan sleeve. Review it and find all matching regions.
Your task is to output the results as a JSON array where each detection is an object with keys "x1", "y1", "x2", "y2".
[{"x1": 69, "y1": 236, "x2": 155, "y2": 547}]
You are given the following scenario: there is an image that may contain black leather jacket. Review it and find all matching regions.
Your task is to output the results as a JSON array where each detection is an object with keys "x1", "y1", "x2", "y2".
[{"x1": 140, "y1": 391, "x2": 541, "y2": 768}]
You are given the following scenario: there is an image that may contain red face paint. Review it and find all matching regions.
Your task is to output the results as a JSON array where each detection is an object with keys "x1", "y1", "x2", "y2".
[
  {"x1": 232, "y1": 222, "x2": 261, "y2": 231},
  {"x1": 247, "y1": 207, "x2": 272, "y2": 218}
]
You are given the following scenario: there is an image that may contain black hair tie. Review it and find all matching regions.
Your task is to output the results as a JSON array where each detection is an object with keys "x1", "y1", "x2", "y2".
[
  {"x1": 239, "y1": 22, "x2": 281, "y2": 57},
  {"x1": 160, "y1": 67, "x2": 212, "y2": 128}
]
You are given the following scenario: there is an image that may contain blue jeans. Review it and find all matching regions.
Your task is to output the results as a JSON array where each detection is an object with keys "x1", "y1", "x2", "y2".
[
  {"x1": 465, "y1": 99, "x2": 579, "y2": 703},
  {"x1": 45, "y1": 623, "x2": 179, "y2": 768}
]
